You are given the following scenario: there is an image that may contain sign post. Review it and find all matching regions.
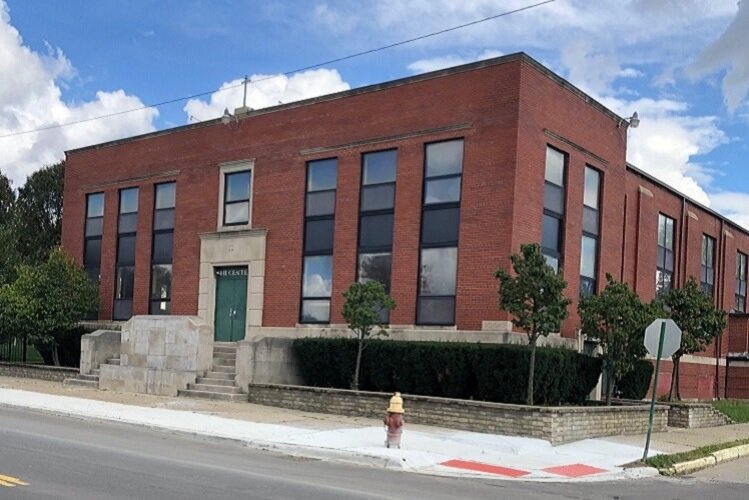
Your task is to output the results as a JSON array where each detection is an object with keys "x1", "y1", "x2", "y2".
[{"x1": 642, "y1": 318, "x2": 682, "y2": 461}]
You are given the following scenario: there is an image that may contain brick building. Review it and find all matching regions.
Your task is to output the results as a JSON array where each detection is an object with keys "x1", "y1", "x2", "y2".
[{"x1": 62, "y1": 52, "x2": 749, "y2": 399}]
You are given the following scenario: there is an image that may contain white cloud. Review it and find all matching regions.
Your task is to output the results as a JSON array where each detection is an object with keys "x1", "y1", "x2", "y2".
[
  {"x1": 687, "y1": 0, "x2": 749, "y2": 111},
  {"x1": 407, "y1": 49, "x2": 502, "y2": 73},
  {"x1": 710, "y1": 191, "x2": 749, "y2": 229},
  {"x1": 183, "y1": 69, "x2": 351, "y2": 122},
  {"x1": 0, "y1": 1, "x2": 157, "y2": 189}
]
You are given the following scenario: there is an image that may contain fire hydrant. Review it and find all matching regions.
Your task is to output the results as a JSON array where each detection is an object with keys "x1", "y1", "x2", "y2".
[{"x1": 383, "y1": 392, "x2": 404, "y2": 448}]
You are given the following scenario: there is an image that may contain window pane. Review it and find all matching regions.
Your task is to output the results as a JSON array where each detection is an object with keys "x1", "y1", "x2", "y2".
[
  {"x1": 363, "y1": 150, "x2": 397, "y2": 185},
  {"x1": 544, "y1": 183, "x2": 564, "y2": 214},
  {"x1": 583, "y1": 167, "x2": 600, "y2": 209},
  {"x1": 154, "y1": 208, "x2": 175, "y2": 230},
  {"x1": 149, "y1": 300, "x2": 171, "y2": 315},
  {"x1": 656, "y1": 269, "x2": 673, "y2": 296},
  {"x1": 545, "y1": 147, "x2": 565, "y2": 186},
  {"x1": 665, "y1": 218, "x2": 674, "y2": 249},
  {"x1": 358, "y1": 252, "x2": 392, "y2": 289},
  {"x1": 87, "y1": 193, "x2": 104, "y2": 217},
  {"x1": 152, "y1": 232, "x2": 174, "y2": 263},
  {"x1": 580, "y1": 235, "x2": 597, "y2": 279},
  {"x1": 303, "y1": 255, "x2": 332, "y2": 297},
  {"x1": 304, "y1": 219, "x2": 334, "y2": 253},
  {"x1": 115, "y1": 266, "x2": 135, "y2": 299},
  {"x1": 226, "y1": 171, "x2": 251, "y2": 202},
  {"x1": 84, "y1": 238, "x2": 102, "y2": 267},
  {"x1": 542, "y1": 214, "x2": 561, "y2": 252},
  {"x1": 155, "y1": 182, "x2": 176, "y2": 209},
  {"x1": 117, "y1": 235, "x2": 136, "y2": 265},
  {"x1": 224, "y1": 201, "x2": 249, "y2": 225},
  {"x1": 417, "y1": 296, "x2": 455, "y2": 325},
  {"x1": 118, "y1": 213, "x2": 137, "y2": 234},
  {"x1": 359, "y1": 213, "x2": 393, "y2": 249},
  {"x1": 306, "y1": 191, "x2": 336, "y2": 216},
  {"x1": 580, "y1": 276, "x2": 596, "y2": 297},
  {"x1": 360, "y1": 184, "x2": 395, "y2": 212},
  {"x1": 544, "y1": 253, "x2": 559, "y2": 272},
  {"x1": 426, "y1": 140, "x2": 463, "y2": 178},
  {"x1": 113, "y1": 299, "x2": 133, "y2": 320},
  {"x1": 736, "y1": 295, "x2": 745, "y2": 313},
  {"x1": 85, "y1": 217, "x2": 103, "y2": 237},
  {"x1": 421, "y1": 207, "x2": 459, "y2": 246},
  {"x1": 301, "y1": 299, "x2": 330, "y2": 323},
  {"x1": 425, "y1": 177, "x2": 461, "y2": 205},
  {"x1": 120, "y1": 188, "x2": 139, "y2": 214},
  {"x1": 307, "y1": 159, "x2": 338, "y2": 192},
  {"x1": 665, "y1": 250, "x2": 674, "y2": 272},
  {"x1": 420, "y1": 247, "x2": 457, "y2": 295},
  {"x1": 150, "y1": 264, "x2": 172, "y2": 299},
  {"x1": 583, "y1": 206, "x2": 599, "y2": 235}
]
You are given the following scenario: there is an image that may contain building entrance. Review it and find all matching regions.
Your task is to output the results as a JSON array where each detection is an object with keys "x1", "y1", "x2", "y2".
[{"x1": 214, "y1": 266, "x2": 248, "y2": 342}]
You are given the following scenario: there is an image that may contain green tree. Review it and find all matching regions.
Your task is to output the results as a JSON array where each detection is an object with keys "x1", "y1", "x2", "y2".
[
  {"x1": 0, "y1": 248, "x2": 97, "y2": 365},
  {"x1": 341, "y1": 280, "x2": 396, "y2": 390},
  {"x1": 579, "y1": 275, "x2": 658, "y2": 405},
  {"x1": 0, "y1": 173, "x2": 18, "y2": 284},
  {"x1": 496, "y1": 243, "x2": 571, "y2": 405},
  {"x1": 660, "y1": 277, "x2": 726, "y2": 400},
  {"x1": 12, "y1": 161, "x2": 64, "y2": 265}
]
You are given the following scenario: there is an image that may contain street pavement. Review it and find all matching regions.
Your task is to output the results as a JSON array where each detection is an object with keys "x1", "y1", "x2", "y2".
[{"x1": 2, "y1": 405, "x2": 749, "y2": 500}]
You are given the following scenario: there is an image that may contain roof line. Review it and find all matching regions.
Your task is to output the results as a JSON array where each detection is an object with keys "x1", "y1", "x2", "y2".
[{"x1": 67, "y1": 52, "x2": 626, "y2": 155}]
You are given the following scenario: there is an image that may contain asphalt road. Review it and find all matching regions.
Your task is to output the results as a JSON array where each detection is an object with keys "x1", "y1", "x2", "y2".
[{"x1": 1, "y1": 405, "x2": 748, "y2": 500}]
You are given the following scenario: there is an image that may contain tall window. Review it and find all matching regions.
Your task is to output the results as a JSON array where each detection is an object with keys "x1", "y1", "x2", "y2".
[
  {"x1": 542, "y1": 147, "x2": 566, "y2": 272},
  {"x1": 113, "y1": 188, "x2": 138, "y2": 320},
  {"x1": 656, "y1": 214, "x2": 675, "y2": 296},
  {"x1": 83, "y1": 192, "x2": 104, "y2": 281},
  {"x1": 150, "y1": 182, "x2": 175, "y2": 314},
  {"x1": 223, "y1": 170, "x2": 251, "y2": 226},
  {"x1": 701, "y1": 234, "x2": 715, "y2": 298},
  {"x1": 417, "y1": 139, "x2": 463, "y2": 325},
  {"x1": 358, "y1": 150, "x2": 396, "y2": 321},
  {"x1": 301, "y1": 158, "x2": 337, "y2": 323},
  {"x1": 737, "y1": 252, "x2": 747, "y2": 313},
  {"x1": 579, "y1": 166, "x2": 600, "y2": 296}
]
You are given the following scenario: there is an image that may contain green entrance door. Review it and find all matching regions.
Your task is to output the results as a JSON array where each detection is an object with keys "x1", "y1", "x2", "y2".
[{"x1": 214, "y1": 266, "x2": 248, "y2": 342}]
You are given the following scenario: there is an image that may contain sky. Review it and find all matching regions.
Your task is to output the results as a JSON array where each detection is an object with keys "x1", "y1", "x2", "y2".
[{"x1": 1, "y1": 0, "x2": 748, "y2": 226}]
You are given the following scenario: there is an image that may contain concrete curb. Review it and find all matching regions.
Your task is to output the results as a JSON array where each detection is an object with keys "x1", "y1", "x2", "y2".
[{"x1": 660, "y1": 443, "x2": 749, "y2": 475}]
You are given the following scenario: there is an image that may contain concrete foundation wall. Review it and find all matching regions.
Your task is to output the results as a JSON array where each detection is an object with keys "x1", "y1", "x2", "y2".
[
  {"x1": 80, "y1": 330, "x2": 121, "y2": 375},
  {"x1": 236, "y1": 337, "x2": 303, "y2": 390},
  {"x1": 247, "y1": 384, "x2": 668, "y2": 444},
  {"x1": 99, "y1": 316, "x2": 212, "y2": 396},
  {"x1": 0, "y1": 362, "x2": 78, "y2": 382}
]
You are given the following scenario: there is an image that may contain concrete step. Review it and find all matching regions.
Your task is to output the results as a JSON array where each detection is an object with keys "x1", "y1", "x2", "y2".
[
  {"x1": 213, "y1": 347, "x2": 237, "y2": 356},
  {"x1": 77, "y1": 373, "x2": 100, "y2": 381},
  {"x1": 177, "y1": 389, "x2": 246, "y2": 402},
  {"x1": 213, "y1": 351, "x2": 237, "y2": 360},
  {"x1": 196, "y1": 377, "x2": 237, "y2": 387},
  {"x1": 63, "y1": 378, "x2": 98, "y2": 388},
  {"x1": 212, "y1": 365, "x2": 236, "y2": 374},
  {"x1": 205, "y1": 371, "x2": 235, "y2": 380},
  {"x1": 92, "y1": 369, "x2": 100, "y2": 376},
  {"x1": 213, "y1": 357, "x2": 236, "y2": 367},
  {"x1": 189, "y1": 384, "x2": 242, "y2": 394},
  {"x1": 106, "y1": 358, "x2": 121, "y2": 365}
]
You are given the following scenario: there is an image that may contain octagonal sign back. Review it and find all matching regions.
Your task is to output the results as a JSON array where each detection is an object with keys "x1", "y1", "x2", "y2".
[{"x1": 644, "y1": 318, "x2": 682, "y2": 359}]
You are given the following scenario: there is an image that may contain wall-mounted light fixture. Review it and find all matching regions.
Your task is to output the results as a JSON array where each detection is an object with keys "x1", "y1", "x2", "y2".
[{"x1": 618, "y1": 112, "x2": 640, "y2": 129}]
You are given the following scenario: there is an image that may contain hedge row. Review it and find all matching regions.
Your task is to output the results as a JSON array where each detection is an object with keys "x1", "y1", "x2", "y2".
[
  {"x1": 617, "y1": 359, "x2": 655, "y2": 400},
  {"x1": 293, "y1": 338, "x2": 602, "y2": 406}
]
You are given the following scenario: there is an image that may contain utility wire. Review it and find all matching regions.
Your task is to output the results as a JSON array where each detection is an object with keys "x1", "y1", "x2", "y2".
[{"x1": 0, "y1": 0, "x2": 555, "y2": 140}]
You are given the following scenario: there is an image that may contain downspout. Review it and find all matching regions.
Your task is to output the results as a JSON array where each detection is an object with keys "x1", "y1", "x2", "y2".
[
  {"x1": 716, "y1": 219, "x2": 724, "y2": 399},
  {"x1": 621, "y1": 194, "x2": 628, "y2": 281},
  {"x1": 679, "y1": 196, "x2": 687, "y2": 287}
]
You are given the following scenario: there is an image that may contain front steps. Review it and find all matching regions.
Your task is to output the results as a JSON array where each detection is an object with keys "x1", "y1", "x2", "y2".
[
  {"x1": 63, "y1": 356, "x2": 119, "y2": 389},
  {"x1": 178, "y1": 343, "x2": 245, "y2": 402}
]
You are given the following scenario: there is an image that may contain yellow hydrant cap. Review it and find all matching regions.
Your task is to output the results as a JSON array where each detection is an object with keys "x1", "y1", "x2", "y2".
[{"x1": 387, "y1": 392, "x2": 404, "y2": 414}]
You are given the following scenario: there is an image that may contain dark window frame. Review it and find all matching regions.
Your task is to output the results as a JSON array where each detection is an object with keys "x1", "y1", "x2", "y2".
[
  {"x1": 579, "y1": 166, "x2": 601, "y2": 296},
  {"x1": 541, "y1": 146, "x2": 568, "y2": 271},
  {"x1": 300, "y1": 158, "x2": 337, "y2": 324},
  {"x1": 113, "y1": 187, "x2": 139, "y2": 320},
  {"x1": 416, "y1": 139, "x2": 463, "y2": 326},
  {"x1": 149, "y1": 182, "x2": 176, "y2": 315},
  {"x1": 656, "y1": 213, "x2": 676, "y2": 297},
  {"x1": 737, "y1": 251, "x2": 747, "y2": 313},
  {"x1": 701, "y1": 234, "x2": 716, "y2": 298},
  {"x1": 222, "y1": 170, "x2": 252, "y2": 227},
  {"x1": 83, "y1": 192, "x2": 105, "y2": 282}
]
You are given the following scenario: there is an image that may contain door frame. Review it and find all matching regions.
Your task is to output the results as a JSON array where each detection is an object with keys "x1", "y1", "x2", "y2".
[{"x1": 214, "y1": 266, "x2": 249, "y2": 342}]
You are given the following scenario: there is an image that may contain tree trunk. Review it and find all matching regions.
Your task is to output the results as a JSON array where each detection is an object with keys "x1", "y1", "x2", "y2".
[
  {"x1": 605, "y1": 365, "x2": 615, "y2": 406},
  {"x1": 668, "y1": 355, "x2": 682, "y2": 401},
  {"x1": 51, "y1": 343, "x2": 60, "y2": 367},
  {"x1": 352, "y1": 335, "x2": 364, "y2": 390},
  {"x1": 527, "y1": 339, "x2": 537, "y2": 406},
  {"x1": 674, "y1": 356, "x2": 682, "y2": 401}
]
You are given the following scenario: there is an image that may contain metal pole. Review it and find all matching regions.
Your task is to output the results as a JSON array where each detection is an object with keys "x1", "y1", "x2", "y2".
[
  {"x1": 242, "y1": 75, "x2": 249, "y2": 108},
  {"x1": 643, "y1": 321, "x2": 666, "y2": 461}
]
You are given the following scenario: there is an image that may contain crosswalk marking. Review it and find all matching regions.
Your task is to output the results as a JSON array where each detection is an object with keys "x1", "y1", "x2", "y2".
[{"x1": 0, "y1": 474, "x2": 29, "y2": 487}]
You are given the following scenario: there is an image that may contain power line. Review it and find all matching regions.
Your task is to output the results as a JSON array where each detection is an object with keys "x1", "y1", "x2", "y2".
[{"x1": 0, "y1": 0, "x2": 556, "y2": 140}]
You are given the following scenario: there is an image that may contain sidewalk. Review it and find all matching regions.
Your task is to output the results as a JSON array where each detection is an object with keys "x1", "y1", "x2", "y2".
[{"x1": 0, "y1": 375, "x2": 738, "y2": 482}]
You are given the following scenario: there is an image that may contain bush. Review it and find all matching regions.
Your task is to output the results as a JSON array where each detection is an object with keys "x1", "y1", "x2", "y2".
[
  {"x1": 293, "y1": 338, "x2": 602, "y2": 406},
  {"x1": 617, "y1": 359, "x2": 654, "y2": 400},
  {"x1": 34, "y1": 327, "x2": 89, "y2": 367}
]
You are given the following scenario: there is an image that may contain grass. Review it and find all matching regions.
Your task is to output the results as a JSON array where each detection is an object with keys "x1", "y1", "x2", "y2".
[
  {"x1": 712, "y1": 399, "x2": 749, "y2": 423},
  {"x1": 645, "y1": 437, "x2": 749, "y2": 469}
]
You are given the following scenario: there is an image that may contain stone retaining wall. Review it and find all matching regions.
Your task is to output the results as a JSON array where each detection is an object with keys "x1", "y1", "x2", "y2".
[
  {"x1": 0, "y1": 362, "x2": 77, "y2": 382},
  {"x1": 247, "y1": 384, "x2": 668, "y2": 444},
  {"x1": 667, "y1": 403, "x2": 734, "y2": 428}
]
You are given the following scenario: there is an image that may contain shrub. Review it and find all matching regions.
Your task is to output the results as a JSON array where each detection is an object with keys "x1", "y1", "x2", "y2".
[
  {"x1": 293, "y1": 338, "x2": 601, "y2": 406},
  {"x1": 617, "y1": 359, "x2": 654, "y2": 400}
]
